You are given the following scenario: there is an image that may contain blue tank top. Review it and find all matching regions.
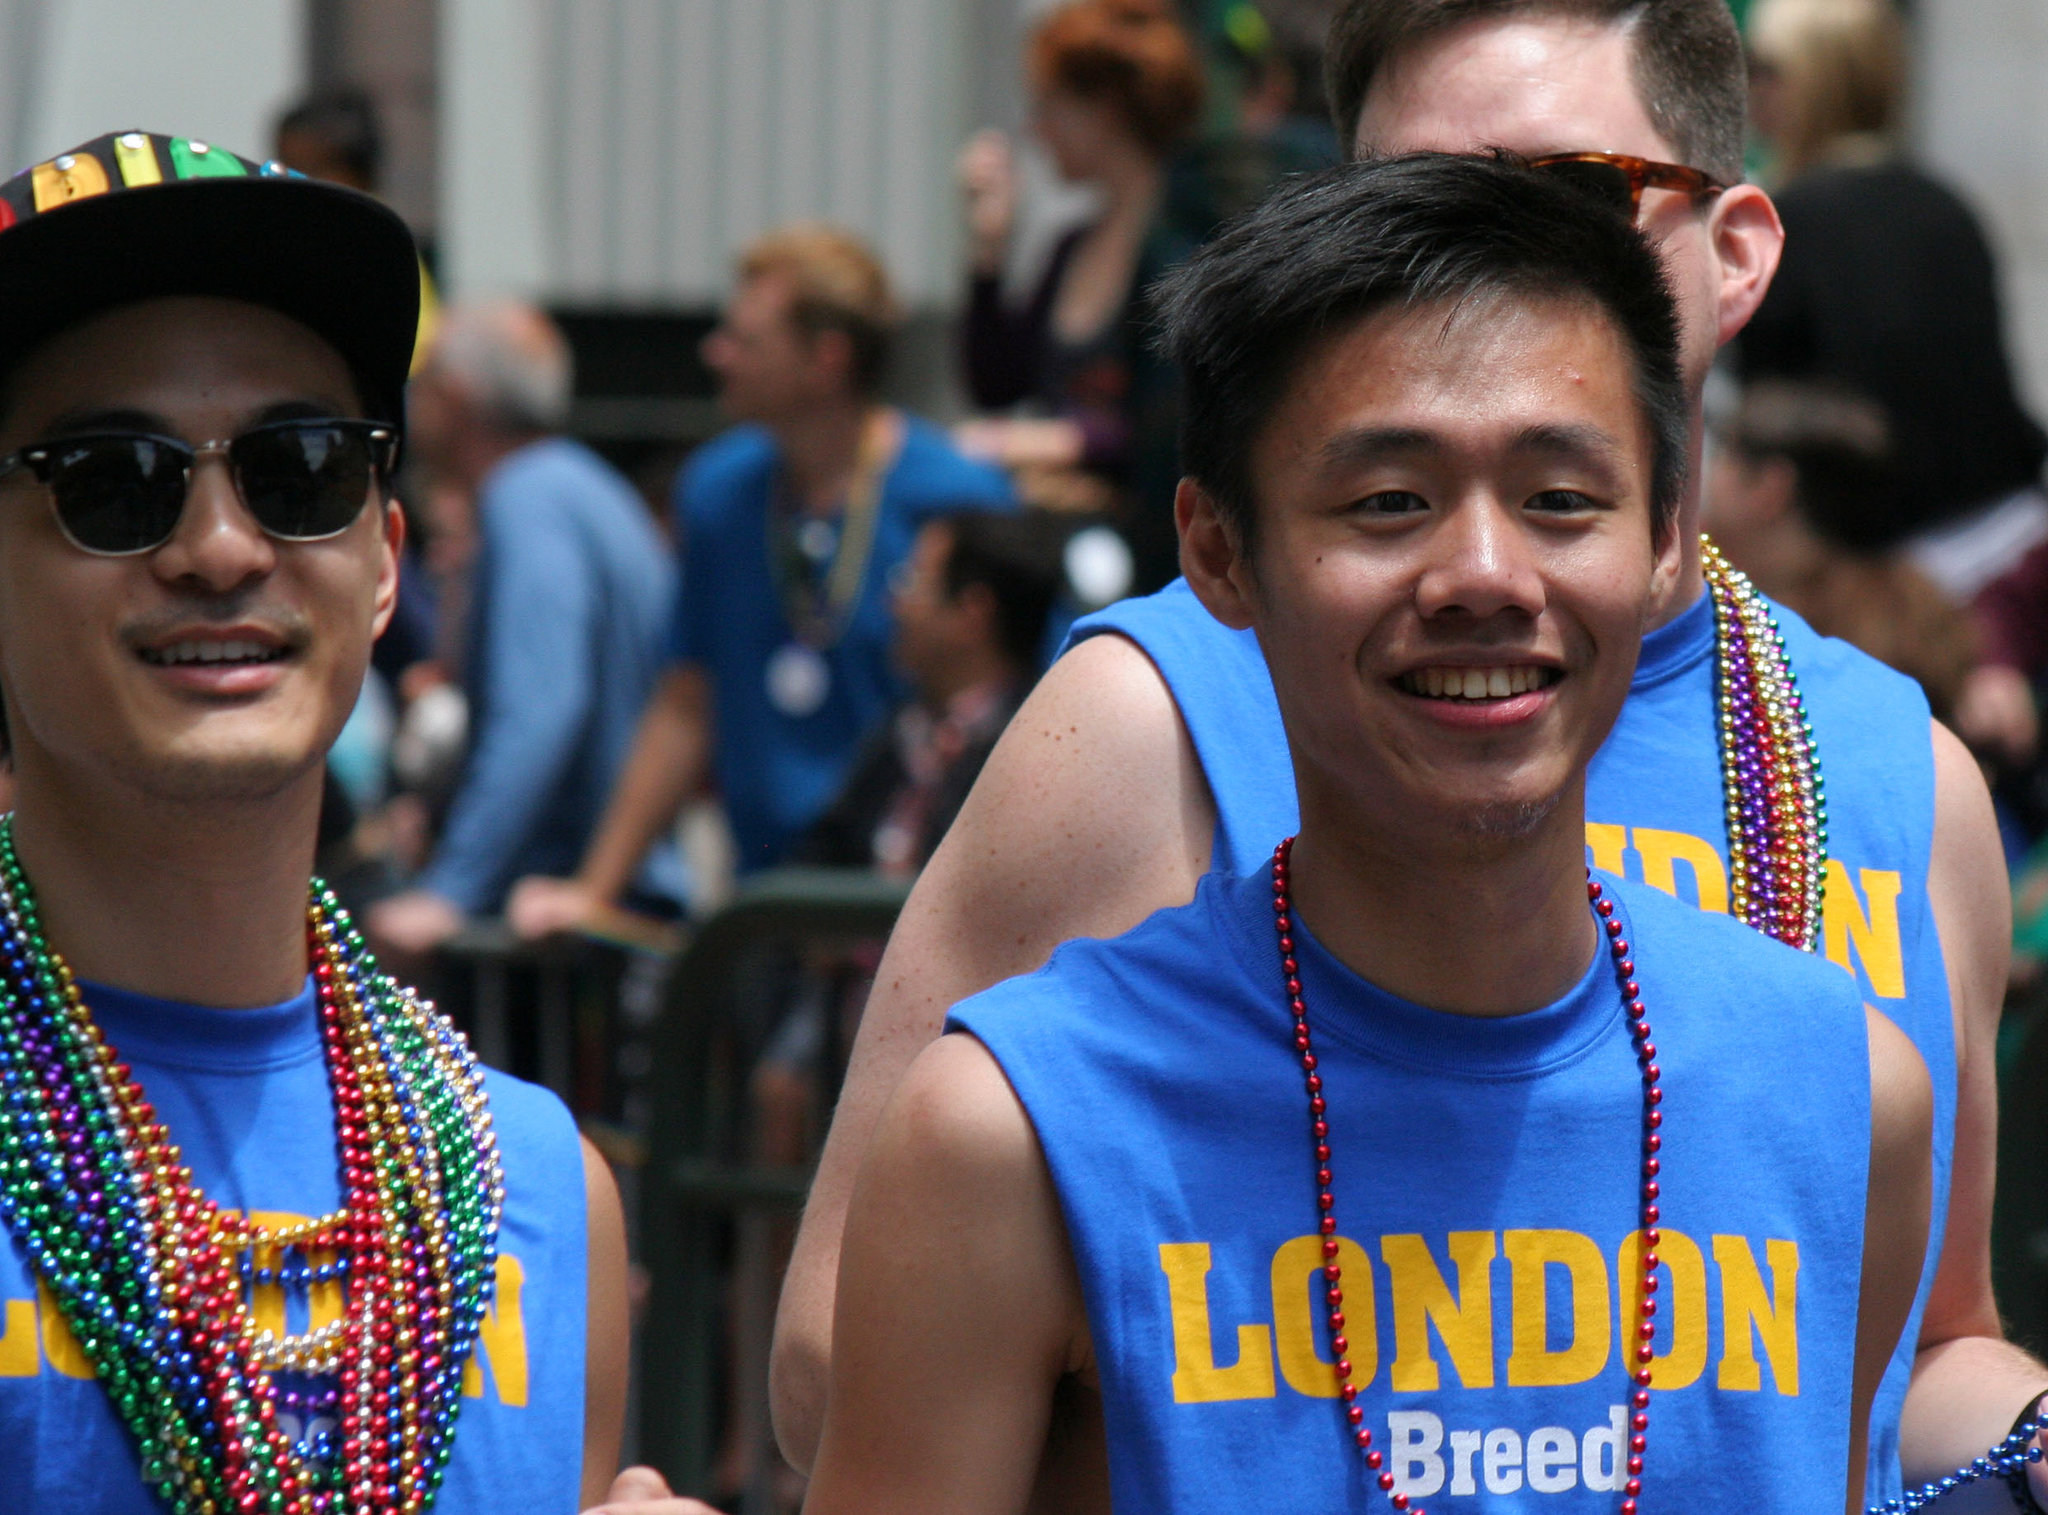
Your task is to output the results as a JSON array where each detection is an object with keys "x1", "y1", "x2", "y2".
[
  {"x1": 952, "y1": 872, "x2": 1872, "y2": 1514},
  {"x1": 0, "y1": 978, "x2": 590, "y2": 1514},
  {"x1": 1070, "y1": 579, "x2": 1947, "y2": 1500}
]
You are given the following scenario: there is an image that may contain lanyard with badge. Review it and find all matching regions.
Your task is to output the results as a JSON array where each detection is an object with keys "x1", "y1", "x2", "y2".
[{"x1": 765, "y1": 412, "x2": 894, "y2": 718}]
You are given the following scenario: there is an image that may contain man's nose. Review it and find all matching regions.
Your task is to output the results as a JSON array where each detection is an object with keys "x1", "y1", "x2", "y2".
[
  {"x1": 148, "y1": 452, "x2": 276, "y2": 591},
  {"x1": 1413, "y1": 497, "x2": 1546, "y2": 622}
]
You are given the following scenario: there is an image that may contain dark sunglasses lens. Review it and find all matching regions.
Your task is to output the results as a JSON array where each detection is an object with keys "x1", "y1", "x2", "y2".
[
  {"x1": 233, "y1": 424, "x2": 376, "y2": 540},
  {"x1": 1536, "y1": 159, "x2": 1637, "y2": 218},
  {"x1": 46, "y1": 438, "x2": 188, "y2": 554}
]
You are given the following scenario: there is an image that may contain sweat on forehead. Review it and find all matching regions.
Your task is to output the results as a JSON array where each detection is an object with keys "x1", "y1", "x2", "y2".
[{"x1": 1153, "y1": 153, "x2": 1688, "y2": 549}]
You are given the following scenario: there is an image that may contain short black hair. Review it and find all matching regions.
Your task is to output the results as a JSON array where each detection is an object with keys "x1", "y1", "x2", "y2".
[
  {"x1": 1327, "y1": 0, "x2": 1748, "y2": 184},
  {"x1": 936, "y1": 510, "x2": 1068, "y2": 672},
  {"x1": 275, "y1": 87, "x2": 384, "y2": 187},
  {"x1": 1154, "y1": 152, "x2": 1688, "y2": 552}
]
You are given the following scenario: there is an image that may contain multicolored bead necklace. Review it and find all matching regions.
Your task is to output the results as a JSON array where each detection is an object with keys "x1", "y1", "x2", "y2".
[
  {"x1": 1701, "y1": 537, "x2": 1827, "y2": 951},
  {"x1": 0, "y1": 816, "x2": 502, "y2": 1515},
  {"x1": 1271, "y1": 840, "x2": 1664, "y2": 1514}
]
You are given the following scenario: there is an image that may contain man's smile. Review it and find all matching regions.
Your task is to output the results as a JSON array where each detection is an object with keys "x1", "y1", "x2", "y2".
[{"x1": 1396, "y1": 664, "x2": 1562, "y2": 701}]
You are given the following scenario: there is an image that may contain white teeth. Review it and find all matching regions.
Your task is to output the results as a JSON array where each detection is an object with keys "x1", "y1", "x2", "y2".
[
  {"x1": 141, "y1": 638, "x2": 282, "y2": 667},
  {"x1": 1401, "y1": 665, "x2": 1553, "y2": 701}
]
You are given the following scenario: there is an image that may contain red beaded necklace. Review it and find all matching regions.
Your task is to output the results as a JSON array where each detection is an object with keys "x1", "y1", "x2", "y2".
[{"x1": 1269, "y1": 837, "x2": 1664, "y2": 1514}]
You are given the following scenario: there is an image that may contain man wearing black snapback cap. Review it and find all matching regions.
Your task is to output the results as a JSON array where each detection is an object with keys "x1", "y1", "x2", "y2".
[{"x1": 0, "y1": 132, "x2": 627, "y2": 1513}]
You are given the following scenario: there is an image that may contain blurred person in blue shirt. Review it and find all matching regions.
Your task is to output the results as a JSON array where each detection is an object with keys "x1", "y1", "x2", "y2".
[
  {"x1": 368, "y1": 302, "x2": 677, "y2": 958},
  {"x1": 509, "y1": 227, "x2": 1014, "y2": 937}
]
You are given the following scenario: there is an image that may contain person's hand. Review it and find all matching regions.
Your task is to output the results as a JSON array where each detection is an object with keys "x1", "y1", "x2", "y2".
[
  {"x1": 1954, "y1": 662, "x2": 2040, "y2": 768},
  {"x1": 581, "y1": 1466, "x2": 725, "y2": 1514},
  {"x1": 507, "y1": 874, "x2": 600, "y2": 940},
  {"x1": 958, "y1": 128, "x2": 1016, "y2": 272},
  {"x1": 365, "y1": 890, "x2": 465, "y2": 967}
]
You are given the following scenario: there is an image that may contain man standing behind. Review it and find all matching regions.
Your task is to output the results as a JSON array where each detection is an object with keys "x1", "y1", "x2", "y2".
[
  {"x1": 510, "y1": 227, "x2": 1013, "y2": 934},
  {"x1": 370, "y1": 303, "x2": 676, "y2": 958}
]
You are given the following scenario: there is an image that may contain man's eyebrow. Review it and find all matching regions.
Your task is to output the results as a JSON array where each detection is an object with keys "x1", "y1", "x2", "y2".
[
  {"x1": 35, "y1": 398, "x2": 358, "y2": 440},
  {"x1": 253, "y1": 398, "x2": 358, "y2": 425},
  {"x1": 1317, "y1": 426, "x2": 1444, "y2": 469},
  {"x1": 37, "y1": 407, "x2": 166, "y2": 437},
  {"x1": 1512, "y1": 422, "x2": 1630, "y2": 474}
]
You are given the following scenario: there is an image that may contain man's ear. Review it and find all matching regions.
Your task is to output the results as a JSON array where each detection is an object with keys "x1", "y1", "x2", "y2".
[
  {"x1": 1709, "y1": 184, "x2": 1786, "y2": 346},
  {"x1": 371, "y1": 497, "x2": 407, "y2": 641},
  {"x1": 1177, "y1": 477, "x2": 1257, "y2": 631}
]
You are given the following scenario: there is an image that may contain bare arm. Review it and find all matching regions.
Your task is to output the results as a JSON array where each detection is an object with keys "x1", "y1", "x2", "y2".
[
  {"x1": 1857, "y1": 1007, "x2": 1934, "y2": 1515},
  {"x1": 804, "y1": 1034, "x2": 1086, "y2": 1515},
  {"x1": 581, "y1": 1136, "x2": 631, "y2": 1509},
  {"x1": 1901, "y1": 719, "x2": 2048, "y2": 1499},
  {"x1": 769, "y1": 632, "x2": 1213, "y2": 1471},
  {"x1": 508, "y1": 664, "x2": 712, "y2": 936}
]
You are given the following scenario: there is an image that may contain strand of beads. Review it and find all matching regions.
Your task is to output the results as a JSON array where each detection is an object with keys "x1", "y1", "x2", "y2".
[
  {"x1": 1702, "y1": 538, "x2": 1827, "y2": 951},
  {"x1": 1867, "y1": 1414, "x2": 2044, "y2": 1513},
  {"x1": 1268, "y1": 841, "x2": 1664, "y2": 1513},
  {"x1": 0, "y1": 815, "x2": 500, "y2": 1515}
]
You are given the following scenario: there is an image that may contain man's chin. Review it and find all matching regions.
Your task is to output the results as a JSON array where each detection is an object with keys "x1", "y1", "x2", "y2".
[{"x1": 114, "y1": 741, "x2": 327, "y2": 806}]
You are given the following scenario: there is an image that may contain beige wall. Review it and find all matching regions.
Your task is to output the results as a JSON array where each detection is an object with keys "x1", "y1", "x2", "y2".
[
  {"x1": 0, "y1": 0, "x2": 301, "y2": 171},
  {"x1": 442, "y1": 0, "x2": 980, "y2": 308}
]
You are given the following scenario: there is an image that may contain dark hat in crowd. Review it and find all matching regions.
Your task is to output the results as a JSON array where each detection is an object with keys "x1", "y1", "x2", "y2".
[{"x1": 0, "y1": 130, "x2": 418, "y2": 424}]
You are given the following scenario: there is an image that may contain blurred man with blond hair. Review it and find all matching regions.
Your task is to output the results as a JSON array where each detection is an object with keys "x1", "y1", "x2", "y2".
[{"x1": 510, "y1": 226, "x2": 1012, "y2": 936}]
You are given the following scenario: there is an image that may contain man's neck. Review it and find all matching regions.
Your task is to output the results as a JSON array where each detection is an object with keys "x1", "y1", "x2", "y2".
[
  {"x1": 774, "y1": 400, "x2": 887, "y2": 517},
  {"x1": 453, "y1": 426, "x2": 539, "y2": 496},
  {"x1": 7, "y1": 763, "x2": 323, "y2": 1008},
  {"x1": 1652, "y1": 522, "x2": 1707, "y2": 629},
  {"x1": 1647, "y1": 411, "x2": 1711, "y2": 630},
  {"x1": 1285, "y1": 785, "x2": 1597, "y2": 1019}
]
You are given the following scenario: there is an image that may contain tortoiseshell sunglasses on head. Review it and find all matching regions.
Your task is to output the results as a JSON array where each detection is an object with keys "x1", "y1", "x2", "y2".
[{"x1": 1528, "y1": 151, "x2": 1728, "y2": 220}]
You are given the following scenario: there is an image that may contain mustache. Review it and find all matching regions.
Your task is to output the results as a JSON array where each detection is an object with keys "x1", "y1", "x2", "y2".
[{"x1": 118, "y1": 599, "x2": 313, "y2": 648}]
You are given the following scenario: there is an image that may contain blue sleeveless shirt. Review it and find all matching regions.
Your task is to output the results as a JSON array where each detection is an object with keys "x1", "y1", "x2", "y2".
[
  {"x1": 0, "y1": 979, "x2": 590, "y2": 1514},
  {"x1": 951, "y1": 873, "x2": 1873, "y2": 1514},
  {"x1": 1070, "y1": 579, "x2": 1947, "y2": 1500}
]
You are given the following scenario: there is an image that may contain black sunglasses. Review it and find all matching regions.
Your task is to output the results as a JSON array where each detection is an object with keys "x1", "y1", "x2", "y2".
[
  {"x1": 1529, "y1": 151, "x2": 1727, "y2": 221},
  {"x1": 0, "y1": 417, "x2": 398, "y2": 557}
]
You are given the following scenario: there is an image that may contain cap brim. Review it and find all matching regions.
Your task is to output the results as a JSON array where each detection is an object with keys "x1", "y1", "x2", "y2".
[{"x1": 0, "y1": 174, "x2": 418, "y2": 421}]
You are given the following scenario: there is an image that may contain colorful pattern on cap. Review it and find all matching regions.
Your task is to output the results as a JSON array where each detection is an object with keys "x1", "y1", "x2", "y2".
[{"x1": 0, "y1": 131, "x2": 296, "y2": 228}]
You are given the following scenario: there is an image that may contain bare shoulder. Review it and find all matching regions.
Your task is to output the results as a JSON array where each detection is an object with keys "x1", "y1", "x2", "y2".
[
  {"x1": 1927, "y1": 716, "x2": 2010, "y2": 1040},
  {"x1": 1865, "y1": 1004, "x2": 1934, "y2": 1161},
  {"x1": 943, "y1": 630, "x2": 1212, "y2": 906},
  {"x1": 1927, "y1": 719, "x2": 2008, "y2": 957},
  {"x1": 863, "y1": 1032, "x2": 1046, "y2": 1194},
  {"x1": 862, "y1": 629, "x2": 1212, "y2": 1041},
  {"x1": 844, "y1": 1031, "x2": 1084, "y2": 1372}
]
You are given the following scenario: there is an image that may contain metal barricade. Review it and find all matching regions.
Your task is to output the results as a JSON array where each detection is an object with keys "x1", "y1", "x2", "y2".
[
  {"x1": 431, "y1": 914, "x2": 679, "y2": 1118},
  {"x1": 634, "y1": 867, "x2": 910, "y2": 1496}
]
